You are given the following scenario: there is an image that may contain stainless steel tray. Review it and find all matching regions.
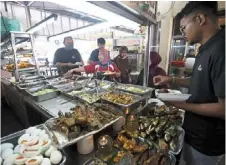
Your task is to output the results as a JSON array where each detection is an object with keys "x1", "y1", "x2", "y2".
[
  {"x1": 25, "y1": 85, "x2": 60, "y2": 102},
  {"x1": 45, "y1": 116, "x2": 122, "y2": 149},
  {"x1": 101, "y1": 90, "x2": 144, "y2": 108},
  {"x1": 83, "y1": 157, "x2": 107, "y2": 165},
  {"x1": 74, "y1": 88, "x2": 107, "y2": 104},
  {"x1": 0, "y1": 124, "x2": 67, "y2": 165},
  {"x1": 50, "y1": 79, "x2": 74, "y2": 86},
  {"x1": 116, "y1": 83, "x2": 154, "y2": 97},
  {"x1": 53, "y1": 83, "x2": 83, "y2": 93},
  {"x1": 87, "y1": 80, "x2": 114, "y2": 89},
  {"x1": 20, "y1": 75, "x2": 46, "y2": 83},
  {"x1": 169, "y1": 126, "x2": 185, "y2": 155},
  {"x1": 16, "y1": 80, "x2": 48, "y2": 91},
  {"x1": 61, "y1": 87, "x2": 91, "y2": 100}
]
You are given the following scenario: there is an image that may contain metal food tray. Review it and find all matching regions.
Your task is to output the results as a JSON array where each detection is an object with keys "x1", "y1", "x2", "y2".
[
  {"x1": 169, "y1": 126, "x2": 185, "y2": 155},
  {"x1": 20, "y1": 75, "x2": 46, "y2": 83},
  {"x1": 74, "y1": 88, "x2": 107, "y2": 104},
  {"x1": 45, "y1": 77, "x2": 63, "y2": 83},
  {"x1": 88, "y1": 80, "x2": 114, "y2": 89},
  {"x1": 0, "y1": 124, "x2": 67, "y2": 165},
  {"x1": 50, "y1": 79, "x2": 74, "y2": 86},
  {"x1": 45, "y1": 116, "x2": 122, "y2": 149},
  {"x1": 25, "y1": 85, "x2": 60, "y2": 102},
  {"x1": 143, "y1": 99, "x2": 185, "y2": 126},
  {"x1": 61, "y1": 87, "x2": 91, "y2": 100},
  {"x1": 16, "y1": 80, "x2": 48, "y2": 91},
  {"x1": 116, "y1": 83, "x2": 154, "y2": 97},
  {"x1": 83, "y1": 157, "x2": 107, "y2": 165},
  {"x1": 101, "y1": 90, "x2": 144, "y2": 108},
  {"x1": 53, "y1": 83, "x2": 82, "y2": 93}
]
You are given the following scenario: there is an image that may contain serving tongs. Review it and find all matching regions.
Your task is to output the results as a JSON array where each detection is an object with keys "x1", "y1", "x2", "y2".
[{"x1": 108, "y1": 77, "x2": 118, "y2": 91}]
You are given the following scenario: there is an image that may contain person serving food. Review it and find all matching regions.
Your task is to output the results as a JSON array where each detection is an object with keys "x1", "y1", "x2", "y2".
[{"x1": 65, "y1": 48, "x2": 121, "y2": 80}]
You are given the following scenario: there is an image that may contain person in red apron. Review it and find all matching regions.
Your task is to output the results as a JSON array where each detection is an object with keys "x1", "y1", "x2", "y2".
[{"x1": 65, "y1": 48, "x2": 121, "y2": 80}]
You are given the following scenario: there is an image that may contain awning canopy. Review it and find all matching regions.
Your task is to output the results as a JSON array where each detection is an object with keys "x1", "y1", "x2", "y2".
[{"x1": 7, "y1": 1, "x2": 104, "y2": 23}]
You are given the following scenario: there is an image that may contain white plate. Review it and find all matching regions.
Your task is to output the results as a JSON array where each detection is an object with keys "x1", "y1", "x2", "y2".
[
  {"x1": 103, "y1": 72, "x2": 115, "y2": 76},
  {"x1": 148, "y1": 98, "x2": 165, "y2": 106},
  {"x1": 157, "y1": 93, "x2": 191, "y2": 101},
  {"x1": 155, "y1": 89, "x2": 181, "y2": 96}
]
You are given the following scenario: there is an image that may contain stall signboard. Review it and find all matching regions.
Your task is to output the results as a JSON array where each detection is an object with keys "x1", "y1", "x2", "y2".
[
  {"x1": 77, "y1": 31, "x2": 113, "y2": 41},
  {"x1": 115, "y1": 38, "x2": 140, "y2": 46},
  {"x1": 89, "y1": 31, "x2": 113, "y2": 40}
]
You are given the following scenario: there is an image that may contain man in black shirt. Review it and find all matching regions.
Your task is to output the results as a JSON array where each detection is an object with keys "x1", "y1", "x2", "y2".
[
  {"x1": 153, "y1": 2, "x2": 225, "y2": 165},
  {"x1": 53, "y1": 36, "x2": 84, "y2": 75},
  {"x1": 88, "y1": 37, "x2": 106, "y2": 63}
]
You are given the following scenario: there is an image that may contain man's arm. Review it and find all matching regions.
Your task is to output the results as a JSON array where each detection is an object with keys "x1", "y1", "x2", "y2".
[
  {"x1": 76, "y1": 49, "x2": 84, "y2": 65},
  {"x1": 174, "y1": 77, "x2": 191, "y2": 88},
  {"x1": 169, "y1": 98, "x2": 225, "y2": 119},
  {"x1": 153, "y1": 76, "x2": 191, "y2": 88},
  {"x1": 55, "y1": 62, "x2": 71, "y2": 67}
]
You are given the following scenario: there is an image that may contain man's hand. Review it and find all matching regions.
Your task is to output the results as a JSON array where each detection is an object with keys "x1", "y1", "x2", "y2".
[
  {"x1": 153, "y1": 75, "x2": 172, "y2": 86},
  {"x1": 166, "y1": 99, "x2": 225, "y2": 119},
  {"x1": 67, "y1": 62, "x2": 75, "y2": 67},
  {"x1": 64, "y1": 69, "x2": 76, "y2": 77}
]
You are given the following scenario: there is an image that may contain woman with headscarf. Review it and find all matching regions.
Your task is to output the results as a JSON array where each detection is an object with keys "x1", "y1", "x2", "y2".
[
  {"x1": 136, "y1": 51, "x2": 167, "y2": 88},
  {"x1": 65, "y1": 48, "x2": 121, "y2": 80},
  {"x1": 113, "y1": 46, "x2": 131, "y2": 84}
]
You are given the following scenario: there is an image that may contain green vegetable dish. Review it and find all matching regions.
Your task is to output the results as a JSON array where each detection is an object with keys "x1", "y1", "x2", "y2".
[{"x1": 33, "y1": 89, "x2": 56, "y2": 96}]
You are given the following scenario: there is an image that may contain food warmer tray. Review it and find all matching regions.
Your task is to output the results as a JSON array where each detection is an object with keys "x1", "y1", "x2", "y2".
[
  {"x1": 25, "y1": 85, "x2": 60, "y2": 102},
  {"x1": 61, "y1": 87, "x2": 91, "y2": 100},
  {"x1": 169, "y1": 126, "x2": 185, "y2": 155},
  {"x1": 49, "y1": 79, "x2": 74, "y2": 87},
  {"x1": 139, "y1": 125, "x2": 185, "y2": 155},
  {"x1": 73, "y1": 88, "x2": 107, "y2": 104},
  {"x1": 87, "y1": 80, "x2": 114, "y2": 89},
  {"x1": 45, "y1": 116, "x2": 122, "y2": 149},
  {"x1": 76, "y1": 79, "x2": 109, "y2": 89},
  {"x1": 116, "y1": 83, "x2": 154, "y2": 97},
  {"x1": 52, "y1": 83, "x2": 83, "y2": 93},
  {"x1": 16, "y1": 80, "x2": 48, "y2": 91},
  {"x1": 101, "y1": 90, "x2": 145, "y2": 108},
  {"x1": 144, "y1": 99, "x2": 185, "y2": 126},
  {"x1": 83, "y1": 157, "x2": 107, "y2": 165},
  {"x1": 0, "y1": 124, "x2": 67, "y2": 165},
  {"x1": 20, "y1": 75, "x2": 46, "y2": 83}
]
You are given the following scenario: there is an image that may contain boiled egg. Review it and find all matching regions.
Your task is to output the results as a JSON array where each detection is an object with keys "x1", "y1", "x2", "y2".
[
  {"x1": 44, "y1": 146, "x2": 56, "y2": 157},
  {"x1": 23, "y1": 150, "x2": 40, "y2": 158},
  {"x1": 39, "y1": 134, "x2": 49, "y2": 141},
  {"x1": 25, "y1": 140, "x2": 42, "y2": 151},
  {"x1": 3, "y1": 154, "x2": 19, "y2": 165},
  {"x1": 25, "y1": 155, "x2": 43, "y2": 165},
  {"x1": 40, "y1": 140, "x2": 51, "y2": 153},
  {"x1": 18, "y1": 134, "x2": 31, "y2": 145},
  {"x1": 31, "y1": 129, "x2": 41, "y2": 137},
  {"x1": 1, "y1": 143, "x2": 14, "y2": 153},
  {"x1": 25, "y1": 127, "x2": 37, "y2": 135},
  {"x1": 2, "y1": 148, "x2": 14, "y2": 160},
  {"x1": 14, "y1": 145, "x2": 21, "y2": 154},
  {"x1": 38, "y1": 130, "x2": 46, "y2": 137},
  {"x1": 20, "y1": 138, "x2": 39, "y2": 147},
  {"x1": 41, "y1": 158, "x2": 51, "y2": 165},
  {"x1": 50, "y1": 150, "x2": 62, "y2": 164},
  {"x1": 14, "y1": 155, "x2": 27, "y2": 165}
]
